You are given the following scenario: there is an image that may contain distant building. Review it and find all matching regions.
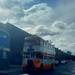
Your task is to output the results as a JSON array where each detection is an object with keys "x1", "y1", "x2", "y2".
[{"x1": 67, "y1": 51, "x2": 71, "y2": 55}]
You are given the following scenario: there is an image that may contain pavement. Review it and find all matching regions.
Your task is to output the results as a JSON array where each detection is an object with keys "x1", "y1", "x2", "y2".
[{"x1": 0, "y1": 65, "x2": 23, "y2": 74}]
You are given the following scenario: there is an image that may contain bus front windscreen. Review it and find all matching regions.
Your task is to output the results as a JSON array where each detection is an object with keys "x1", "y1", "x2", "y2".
[{"x1": 24, "y1": 39, "x2": 39, "y2": 45}]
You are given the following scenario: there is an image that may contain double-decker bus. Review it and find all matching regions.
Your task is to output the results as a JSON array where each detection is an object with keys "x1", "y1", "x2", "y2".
[
  {"x1": 22, "y1": 35, "x2": 55, "y2": 71},
  {"x1": 0, "y1": 28, "x2": 10, "y2": 70}
]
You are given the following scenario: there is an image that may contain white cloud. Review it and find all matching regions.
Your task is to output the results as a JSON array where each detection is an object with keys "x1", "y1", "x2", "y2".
[
  {"x1": 33, "y1": 25, "x2": 50, "y2": 36},
  {"x1": 68, "y1": 23, "x2": 75, "y2": 30},
  {"x1": 54, "y1": 0, "x2": 75, "y2": 23},
  {"x1": 0, "y1": 2, "x2": 53, "y2": 28},
  {"x1": 51, "y1": 21, "x2": 68, "y2": 34},
  {"x1": 23, "y1": 27, "x2": 32, "y2": 33},
  {"x1": 0, "y1": 0, "x2": 34, "y2": 9},
  {"x1": 0, "y1": 0, "x2": 34, "y2": 25},
  {"x1": 21, "y1": 3, "x2": 53, "y2": 26}
]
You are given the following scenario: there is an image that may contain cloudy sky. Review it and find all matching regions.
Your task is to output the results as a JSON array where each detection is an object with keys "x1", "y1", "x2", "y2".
[{"x1": 0, "y1": 0, "x2": 75, "y2": 55}]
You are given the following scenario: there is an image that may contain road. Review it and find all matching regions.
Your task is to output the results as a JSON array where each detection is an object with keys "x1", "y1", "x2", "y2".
[{"x1": 0, "y1": 61, "x2": 75, "y2": 75}]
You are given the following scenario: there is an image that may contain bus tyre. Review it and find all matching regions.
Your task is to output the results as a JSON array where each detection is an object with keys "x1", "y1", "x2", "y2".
[
  {"x1": 40, "y1": 64, "x2": 43, "y2": 71},
  {"x1": 51, "y1": 63, "x2": 55, "y2": 70},
  {"x1": 23, "y1": 67, "x2": 26, "y2": 72}
]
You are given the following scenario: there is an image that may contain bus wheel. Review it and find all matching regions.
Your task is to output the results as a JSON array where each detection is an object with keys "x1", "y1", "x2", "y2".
[
  {"x1": 23, "y1": 67, "x2": 26, "y2": 72},
  {"x1": 40, "y1": 64, "x2": 43, "y2": 71},
  {"x1": 51, "y1": 63, "x2": 55, "y2": 70}
]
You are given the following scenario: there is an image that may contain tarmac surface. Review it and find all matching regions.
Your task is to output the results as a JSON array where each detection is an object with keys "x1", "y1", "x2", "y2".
[{"x1": 0, "y1": 61, "x2": 75, "y2": 75}]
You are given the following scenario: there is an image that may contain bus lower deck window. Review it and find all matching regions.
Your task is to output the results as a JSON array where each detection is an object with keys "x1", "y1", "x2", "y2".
[{"x1": 36, "y1": 54, "x2": 43, "y2": 59}]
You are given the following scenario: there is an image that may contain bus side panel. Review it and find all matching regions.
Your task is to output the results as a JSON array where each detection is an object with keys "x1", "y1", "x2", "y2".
[
  {"x1": 40, "y1": 46, "x2": 55, "y2": 70},
  {"x1": 0, "y1": 50, "x2": 10, "y2": 69},
  {"x1": 0, "y1": 29, "x2": 10, "y2": 70},
  {"x1": 43, "y1": 57, "x2": 54, "y2": 70}
]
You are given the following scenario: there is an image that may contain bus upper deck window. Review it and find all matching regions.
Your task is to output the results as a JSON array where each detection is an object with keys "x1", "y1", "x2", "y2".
[
  {"x1": 25, "y1": 40, "x2": 40, "y2": 45},
  {"x1": 41, "y1": 41, "x2": 43, "y2": 46},
  {"x1": 25, "y1": 40, "x2": 30, "y2": 45}
]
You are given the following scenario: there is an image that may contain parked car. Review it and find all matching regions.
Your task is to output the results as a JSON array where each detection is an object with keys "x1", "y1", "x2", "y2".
[
  {"x1": 60, "y1": 60, "x2": 66, "y2": 64},
  {"x1": 54, "y1": 60, "x2": 59, "y2": 65}
]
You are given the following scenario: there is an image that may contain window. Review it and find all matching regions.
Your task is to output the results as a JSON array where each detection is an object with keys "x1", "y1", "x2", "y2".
[
  {"x1": 23, "y1": 52, "x2": 35, "y2": 58},
  {"x1": 48, "y1": 56, "x2": 54, "y2": 60},
  {"x1": 2, "y1": 52, "x2": 7, "y2": 59},
  {"x1": 36, "y1": 54, "x2": 43, "y2": 59},
  {"x1": 23, "y1": 52, "x2": 30, "y2": 55},
  {"x1": 44, "y1": 56, "x2": 48, "y2": 59},
  {"x1": 23, "y1": 56, "x2": 30, "y2": 58},
  {"x1": 31, "y1": 52, "x2": 35, "y2": 58},
  {"x1": 23, "y1": 52, "x2": 30, "y2": 58},
  {"x1": 40, "y1": 40, "x2": 44, "y2": 46},
  {"x1": 25, "y1": 39, "x2": 39, "y2": 45},
  {"x1": 44, "y1": 56, "x2": 54, "y2": 60}
]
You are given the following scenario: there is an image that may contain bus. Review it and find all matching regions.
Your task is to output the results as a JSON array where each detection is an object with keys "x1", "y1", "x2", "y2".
[
  {"x1": 0, "y1": 28, "x2": 10, "y2": 70},
  {"x1": 22, "y1": 35, "x2": 55, "y2": 71}
]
